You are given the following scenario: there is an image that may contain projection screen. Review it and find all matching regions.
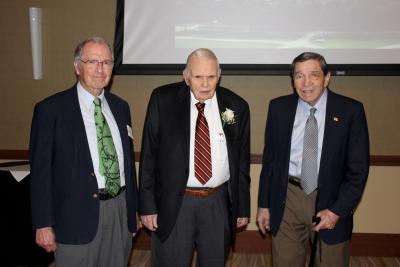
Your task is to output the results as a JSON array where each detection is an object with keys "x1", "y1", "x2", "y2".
[{"x1": 114, "y1": 0, "x2": 400, "y2": 75}]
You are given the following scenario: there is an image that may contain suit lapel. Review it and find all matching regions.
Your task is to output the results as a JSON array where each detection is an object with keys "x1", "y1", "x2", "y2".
[
  {"x1": 286, "y1": 95, "x2": 299, "y2": 140},
  {"x1": 283, "y1": 95, "x2": 299, "y2": 174},
  {"x1": 319, "y1": 90, "x2": 336, "y2": 180},
  {"x1": 69, "y1": 86, "x2": 94, "y2": 171},
  {"x1": 174, "y1": 83, "x2": 191, "y2": 164},
  {"x1": 216, "y1": 89, "x2": 234, "y2": 141}
]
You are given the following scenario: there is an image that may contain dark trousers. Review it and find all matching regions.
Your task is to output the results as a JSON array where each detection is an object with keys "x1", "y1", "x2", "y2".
[{"x1": 151, "y1": 186, "x2": 230, "y2": 267}]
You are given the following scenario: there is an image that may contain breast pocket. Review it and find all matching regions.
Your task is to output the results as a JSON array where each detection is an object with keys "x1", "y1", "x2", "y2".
[{"x1": 215, "y1": 131, "x2": 229, "y2": 162}]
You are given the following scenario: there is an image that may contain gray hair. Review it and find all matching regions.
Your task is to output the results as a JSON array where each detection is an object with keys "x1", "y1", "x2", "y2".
[
  {"x1": 73, "y1": 37, "x2": 113, "y2": 62},
  {"x1": 183, "y1": 48, "x2": 221, "y2": 77}
]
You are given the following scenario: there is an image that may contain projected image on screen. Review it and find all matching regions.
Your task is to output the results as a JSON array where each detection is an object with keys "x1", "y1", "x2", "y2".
[
  {"x1": 117, "y1": 0, "x2": 400, "y2": 74},
  {"x1": 174, "y1": 0, "x2": 400, "y2": 50}
]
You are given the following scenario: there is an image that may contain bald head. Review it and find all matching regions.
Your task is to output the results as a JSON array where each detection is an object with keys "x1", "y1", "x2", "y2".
[
  {"x1": 183, "y1": 48, "x2": 221, "y2": 78},
  {"x1": 183, "y1": 48, "x2": 221, "y2": 102}
]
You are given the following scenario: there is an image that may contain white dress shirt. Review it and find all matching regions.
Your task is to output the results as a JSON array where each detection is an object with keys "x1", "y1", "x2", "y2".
[
  {"x1": 77, "y1": 83, "x2": 126, "y2": 188},
  {"x1": 289, "y1": 89, "x2": 327, "y2": 178},
  {"x1": 187, "y1": 92, "x2": 230, "y2": 188}
]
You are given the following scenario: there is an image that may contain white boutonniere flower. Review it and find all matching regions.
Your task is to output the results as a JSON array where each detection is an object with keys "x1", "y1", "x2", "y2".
[{"x1": 221, "y1": 108, "x2": 236, "y2": 127}]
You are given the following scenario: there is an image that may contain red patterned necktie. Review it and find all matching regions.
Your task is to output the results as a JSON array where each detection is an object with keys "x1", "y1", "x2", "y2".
[{"x1": 194, "y1": 102, "x2": 212, "y2": 185}]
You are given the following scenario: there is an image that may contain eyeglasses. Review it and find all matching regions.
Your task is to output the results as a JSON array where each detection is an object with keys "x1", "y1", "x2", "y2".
[{"x1": 79, "y1": 58, "x2": 114, "y2": 69}]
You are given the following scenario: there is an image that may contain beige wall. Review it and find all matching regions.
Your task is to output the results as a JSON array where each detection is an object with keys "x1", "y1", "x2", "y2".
[
  {"x1": 1, "y1": 1, "x2": 399, "y2": 233},
  {"x1": 1, "y1": 0, "x2": 400, "y2": 154}
]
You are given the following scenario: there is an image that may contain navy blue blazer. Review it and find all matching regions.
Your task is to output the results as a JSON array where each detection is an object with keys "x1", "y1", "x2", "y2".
[
  {"x1": 29, "y1": 85, "x2": 138, "y2": 244},
  {"x1": 139, "y1": 81, "x2": 251, "y2": 243},
  {"x1": 258, "y1": 89, "x2": 369, "y2": 244}
]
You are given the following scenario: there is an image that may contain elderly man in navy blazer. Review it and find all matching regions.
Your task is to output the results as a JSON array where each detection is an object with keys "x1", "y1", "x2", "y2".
[
  {"x1": 257, "y1": 52, "x2": 369, "y2": 266},
  {"x1": 29, "y1": 37, "x2": 138, "y2": 267}
]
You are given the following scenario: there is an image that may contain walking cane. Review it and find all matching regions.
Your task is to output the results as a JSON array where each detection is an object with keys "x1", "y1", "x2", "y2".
[{"x1": 309, "y1": 216, "x2": 321, "y2": 267}]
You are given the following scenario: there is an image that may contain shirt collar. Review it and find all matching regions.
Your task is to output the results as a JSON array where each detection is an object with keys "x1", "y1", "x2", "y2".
[
  {"x1": 298, "y1": 88, "x2": 328, "y2": 114},
  {"x1": 190, "y1": 91, "x2": 216, "y2": 108},
  {"x1": 77, "y1": 82, "x2": 105, "y2": 107}
]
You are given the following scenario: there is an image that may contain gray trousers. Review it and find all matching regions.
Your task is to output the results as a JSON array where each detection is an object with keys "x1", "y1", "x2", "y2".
[
  {"x1": 151, "y1": 186, "x2": 231, "y2": 267},
  {"x1": 272, "y1": 183, "x2": 349, "y2": 267},
  {"x1": 55, "y1": 191, "x2": 132, "y2": 267}
]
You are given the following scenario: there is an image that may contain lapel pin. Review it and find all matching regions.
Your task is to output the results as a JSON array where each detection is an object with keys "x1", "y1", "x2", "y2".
[{"x1": 333, "y1": 116, "x2": 339, "y2": 122}]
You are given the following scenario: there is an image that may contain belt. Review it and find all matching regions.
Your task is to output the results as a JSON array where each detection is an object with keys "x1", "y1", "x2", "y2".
[
  {"x1": 98, "y1": 186, "x2": 126, "y2": 201},
  {"x1": 288, "y1": 176, "x2": 302, "y2": 189},
  {"x1": 184, "y1": 184, "x2": 223, "y2": 197}
]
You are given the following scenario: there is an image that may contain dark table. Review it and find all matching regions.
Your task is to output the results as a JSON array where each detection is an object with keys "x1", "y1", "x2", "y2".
[{"x1": 0, "y1": 161, "x2": 53, "y2": 266}]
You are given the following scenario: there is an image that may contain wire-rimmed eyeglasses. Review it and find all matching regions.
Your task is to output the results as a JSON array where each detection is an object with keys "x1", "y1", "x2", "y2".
[{"x1": 79, "y1": 58, "x2": 114, "y2": 69}]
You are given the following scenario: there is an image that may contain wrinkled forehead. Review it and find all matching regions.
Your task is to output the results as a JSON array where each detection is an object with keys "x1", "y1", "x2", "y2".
[
  {"x1": 81, "y1": 42, "x2": 112, "y2": 58},
  {"x1": 294, "y1": 59, "x2": 323, "y2": 73},
  {"x1": 187, "y1": 57, "x2": 219, "y2": 74}
]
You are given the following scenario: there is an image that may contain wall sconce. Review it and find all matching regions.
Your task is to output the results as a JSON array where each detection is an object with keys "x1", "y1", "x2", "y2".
[{"x1": 29, "y1": 7, "x2": 42, "y2": 80}]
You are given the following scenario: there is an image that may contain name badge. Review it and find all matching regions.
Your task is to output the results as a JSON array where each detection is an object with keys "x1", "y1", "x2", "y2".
[{"x1": 127, "y1": 125, "x2": 133, "y2": 139}]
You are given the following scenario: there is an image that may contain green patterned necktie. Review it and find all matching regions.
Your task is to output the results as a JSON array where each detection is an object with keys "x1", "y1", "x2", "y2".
[{"x1": 93, "y1": 97, "x2": 121, "y2": 196}]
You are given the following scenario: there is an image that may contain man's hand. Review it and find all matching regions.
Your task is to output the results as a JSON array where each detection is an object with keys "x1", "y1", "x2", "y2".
[
  {"x1": 256, "y1": 208, "x2": 270, "y2": 235},
  {"x1": 132, "y1": 212, "x2": 142, "y2": 237},
  {"x1": 36, "y1": 227, "x2": 56, "y2": 252},
  {"x1": 140, "y1": 214, "x2": 158, "y2": 231},
  {"x1": 313, "y1": 209, "x2": 340, "y2": 232},
  {"x1": 236, "y1": 217, "x2": 249, "y2": 228}
]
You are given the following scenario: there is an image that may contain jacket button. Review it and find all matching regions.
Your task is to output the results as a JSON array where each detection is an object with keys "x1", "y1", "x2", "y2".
[
  {"x1": 92, "y1": 193, "x2": 98, "y2": 199},
  {"x1": 90, "y1": 172, "x2": 95, "y2": 177}
]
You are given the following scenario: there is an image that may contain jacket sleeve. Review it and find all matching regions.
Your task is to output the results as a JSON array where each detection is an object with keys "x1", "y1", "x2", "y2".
[
  {"x1": 258, "y1": 101, "x2": 275, "y2": 208},
  {"x1": 330, "y1": 102, "x2": 370, "y2": 217},
  {"x1": 138, "y1": 90, "x2": 160, "y2": 215},
  {"x1": 29, "y1": 101, "x2": 55, "y2": 229},
  {"x1": 237, "y1": 101, "x2": 251, "y2": 217}
]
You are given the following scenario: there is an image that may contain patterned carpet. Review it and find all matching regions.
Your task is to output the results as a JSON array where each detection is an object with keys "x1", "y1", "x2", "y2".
[{"x1": 129, "y1": 250, "x2": 400, "y2": 267}]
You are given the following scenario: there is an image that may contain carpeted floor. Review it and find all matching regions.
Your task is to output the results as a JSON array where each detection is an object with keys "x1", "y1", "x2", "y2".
[{"x1": 129, "y1": 249, "x2": 400, "y2": 267}]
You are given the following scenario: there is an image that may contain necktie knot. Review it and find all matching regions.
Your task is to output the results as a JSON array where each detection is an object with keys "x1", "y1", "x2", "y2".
[
  {"x1": 196, "y1": 102, "x2": 205, "y2": 113},
  {"x1": 309, "y1": 107, "x2": 316, "y2": 116},
  {"x1": 93, "y1": 97, "x2": 101, "y2": 107}
]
